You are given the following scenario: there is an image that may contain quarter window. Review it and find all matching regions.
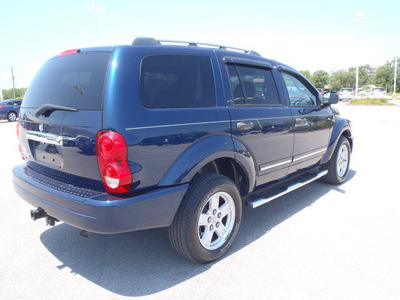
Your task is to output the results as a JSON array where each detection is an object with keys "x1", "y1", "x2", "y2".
[
  {"x1": 227, "y1": 65, "x2": 280, "y2": 106},
  {"x1": 282, "y1": 72, "x2": 317, "y2": 106},
  {"x1": 140, "y1": 55, "x2": 216, "y2": 108}
]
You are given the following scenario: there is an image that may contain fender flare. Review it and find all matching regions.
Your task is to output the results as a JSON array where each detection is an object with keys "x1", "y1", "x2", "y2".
[
  {"x1": 158, "y1": 134, "x2": 256, "y2": 192},
  {"x1": 321, "y1": 116, "x2": 353, "y2": 164}
]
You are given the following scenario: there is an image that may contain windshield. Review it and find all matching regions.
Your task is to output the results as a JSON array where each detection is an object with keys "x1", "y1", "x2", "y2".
[{"x1": 23, "y1": 52, "x2": 111, "y2": 110}]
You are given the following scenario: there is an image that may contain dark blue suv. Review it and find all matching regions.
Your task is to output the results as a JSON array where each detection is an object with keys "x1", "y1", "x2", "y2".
[
  {"x1": 0, "y1": 99, "x2": 22, "y2": 121},
  {"x1": 13, "y1": 38, "x2": 353, "y2": 263}
]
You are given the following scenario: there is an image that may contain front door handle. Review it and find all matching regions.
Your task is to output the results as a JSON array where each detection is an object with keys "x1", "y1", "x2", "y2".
[{"x1": 237, "y1": 121, "x2": 254, "y2": 131}]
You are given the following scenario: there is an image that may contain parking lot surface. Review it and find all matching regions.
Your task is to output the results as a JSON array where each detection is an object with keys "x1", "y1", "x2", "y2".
[{"x1": 1, "y1": 102, "x2": 399, "y2": 299}]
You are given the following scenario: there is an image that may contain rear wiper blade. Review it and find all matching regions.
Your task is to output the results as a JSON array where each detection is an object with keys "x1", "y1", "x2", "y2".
[{"x1": 35, "y1": 104, "x2": 78, "y2": 117}]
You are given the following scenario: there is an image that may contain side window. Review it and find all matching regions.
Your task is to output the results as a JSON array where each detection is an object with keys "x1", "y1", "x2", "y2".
[
  {"x1": 140, "y1": 54, "x2": 216, "y2": 108},
  {"x1": 227, "y1": 64, "x2": 280, "y2": 106},
  {"x1": 282, "y1": 72, "x2": 317, "y2": 106},
  {"x1": 227, "y1": 65, "x2": 244, "y2": 105}
]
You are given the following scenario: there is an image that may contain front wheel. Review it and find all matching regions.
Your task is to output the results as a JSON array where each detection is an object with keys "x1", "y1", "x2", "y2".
[
  {"x1": 323, "y1": 136, "x2": 351, "y2": 184},
  {"x1": 168, "y1": 174, "x2": 242, "y2": 263},
  {"x1": 7, "y1": 111, "x2": 17, "y2": 122}
]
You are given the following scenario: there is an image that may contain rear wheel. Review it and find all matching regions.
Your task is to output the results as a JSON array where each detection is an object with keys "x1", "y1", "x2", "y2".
[
  {"x1": 323, "y1": 136, "x2": 351, "y2": 184},
  {"x1": 7, "y1": 111, "x2": 17, "y2": 122},
  {"x1": 168, "y1": 174, "x2": 242, "y2": 263}
]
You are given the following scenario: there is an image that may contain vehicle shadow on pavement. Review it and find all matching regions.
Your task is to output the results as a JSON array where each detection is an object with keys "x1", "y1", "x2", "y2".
[{"x1": 40, "y1": 169, "x2": 356, "y2": 297}]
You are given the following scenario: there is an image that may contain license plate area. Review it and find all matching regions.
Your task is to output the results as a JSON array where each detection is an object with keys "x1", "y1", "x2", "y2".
[{"x1": 26, "y1": 131, "x2": 63, "y2": 168}]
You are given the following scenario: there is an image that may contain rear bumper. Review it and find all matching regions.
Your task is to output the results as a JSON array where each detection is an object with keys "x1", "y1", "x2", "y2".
[
  {"x1": 13, "y1": 164, "x2": 188, "y2": 234},
  {"x1": 339, "y1": 95, "x2": 353, "y2": 100}
]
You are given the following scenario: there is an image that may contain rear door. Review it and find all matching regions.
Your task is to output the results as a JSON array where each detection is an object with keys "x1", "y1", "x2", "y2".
[
  {"x1": 221, "y1": 57, "x2": 294, "y2": 185},
  {"x1": 19, "y1": 50, "x2": 111, "y2": 184}
]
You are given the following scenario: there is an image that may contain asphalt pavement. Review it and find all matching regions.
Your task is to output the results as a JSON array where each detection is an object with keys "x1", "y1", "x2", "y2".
[{"x1": 1, "y1": 101, "x2": 399, "y2": 299}]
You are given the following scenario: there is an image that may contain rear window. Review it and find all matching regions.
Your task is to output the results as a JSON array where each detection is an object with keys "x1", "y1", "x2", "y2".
[
  {"x1": 140, "y1": 54, "x2": 216, "y2": 108},
  {"x1": 373, "y1": 88, "x2": 385, "y2": 92},
  {"x1": 23, "y1": 52, "x2": 111, "y2": 110},
  {"x1": 341, "y1": 88, "x2": 353, "y2": 92}
]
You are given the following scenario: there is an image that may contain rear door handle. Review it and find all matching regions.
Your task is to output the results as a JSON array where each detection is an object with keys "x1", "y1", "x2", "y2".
[{"x1": 237, "y1": 121, "x2": 254, "y2": 131}]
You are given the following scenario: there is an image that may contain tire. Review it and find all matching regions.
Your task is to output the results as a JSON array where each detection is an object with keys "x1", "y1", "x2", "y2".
[
  {"x1": 323, "y1": 136, "x2": 351, "y2": 184},
  {"x1": 168, "y1": 173, "x2": 242, "y2": 263},
  {"x1": 7, "y1": 111, "x2": 17, "y2": 122}
]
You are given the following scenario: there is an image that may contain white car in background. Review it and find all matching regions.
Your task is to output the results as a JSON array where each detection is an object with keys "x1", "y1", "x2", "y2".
[
  {"x1": 359, "y1": 89, "x2": 370, "y2": 97},
  {"x1": 369, "y1": 87, "x2": 386, "y2": 98},
  {"x1": 339, "y1": 88, "x2": 354, "y2": 101}
]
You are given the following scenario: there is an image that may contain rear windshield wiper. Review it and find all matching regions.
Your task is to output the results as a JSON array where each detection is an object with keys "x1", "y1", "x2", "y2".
[{"x1": 35, "y1": 104, "x2": 78, "y2": 117}]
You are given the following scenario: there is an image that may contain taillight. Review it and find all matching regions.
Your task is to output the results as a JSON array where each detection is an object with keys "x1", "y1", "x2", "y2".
[
  {"x1": 16, "y1": 123, "x2": 24, "y2": 160},
  {"x1": 0, "y1": 106, "x2": 3, "y2": 109},
  {"x1": 351, "y1": 93, "x2": 354, "y2": 95},
  {"x1": 97, "y1": 131, "x2": 132, "y2": 194}
]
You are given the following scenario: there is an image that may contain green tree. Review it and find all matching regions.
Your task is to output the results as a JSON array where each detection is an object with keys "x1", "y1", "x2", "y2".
[
  {"x1": 300, "y1": 70, "x2": 311, "y2": 80},
  {"x1": 372, "y1": 62, "x2": 392, "y2": 92},
  {"x1": 349, "y1": 67, "x2": 369, "y2": 88},
  {"x1": 311, "y1": 70, "x2": 329, "y2": 88},
  {"x1": 388, "y1": 58, "x2": 400, "y2": 93},
  {"x1": 329, "y1": 70, "x2": 355, "y2": 91},
  {"x1": 1, "y1": 88, "x2": 27, "y2": 100},
  {"x1": 361, "y1": 64, "x2": 375, "y2": 77}
]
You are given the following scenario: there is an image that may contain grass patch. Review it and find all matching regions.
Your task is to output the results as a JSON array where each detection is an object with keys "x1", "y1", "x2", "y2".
[{"x1": 349, "y1": 98, "x2": 393, "y2": 106}]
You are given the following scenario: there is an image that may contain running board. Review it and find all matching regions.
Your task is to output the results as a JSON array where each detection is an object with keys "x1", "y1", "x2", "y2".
[{"x1": 247, "y1": 170, "x2": 328, "y2": 209}]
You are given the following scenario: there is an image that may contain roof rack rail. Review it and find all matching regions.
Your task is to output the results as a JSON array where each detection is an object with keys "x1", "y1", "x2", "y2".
[{"x1": 132, "y1": 37, "x2": 261, "y2": 56}]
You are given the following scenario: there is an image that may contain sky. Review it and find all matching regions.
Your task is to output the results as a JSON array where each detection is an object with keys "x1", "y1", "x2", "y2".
[{"x1": 0, "y1": 0, "x2": 399, "y2": 90}]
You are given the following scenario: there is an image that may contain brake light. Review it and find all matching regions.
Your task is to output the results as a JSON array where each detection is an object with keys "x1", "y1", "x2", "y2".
[
  {"x1": 0, "y1": 106, "x2": 3, "y2": 109},
  {"x1": 16, "y1": 123, "x2": 24, "y2": 160},
  {"x1": 58, "y1": 49, "x2": 81, "y2": 57},
  {"x1": 97, "y1": 131, "x2": 132, "y2": 194},
  {"x1": 370, "y1": 93, "x2": 374, "y2": 95}
]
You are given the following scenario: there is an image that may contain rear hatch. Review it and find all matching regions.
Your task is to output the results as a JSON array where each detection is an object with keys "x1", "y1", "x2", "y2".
[{"x1": 19, "y1": 49, "x2": 112, "y2": 190}]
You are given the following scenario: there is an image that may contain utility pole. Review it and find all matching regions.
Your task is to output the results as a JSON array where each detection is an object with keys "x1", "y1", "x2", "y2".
[
  {"x1": 11, "y1": 66, "x2": 16, "y2": 99},
  {"x1": 355, "y1": 12, "x2": 363, "y2": 98},
  {"x1": 394, "y1": 40, "x2": 398, "y2": 98}
]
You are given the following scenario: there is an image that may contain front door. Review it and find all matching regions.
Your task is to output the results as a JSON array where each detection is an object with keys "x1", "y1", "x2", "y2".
[{"x1": 280, "y1": 71, "x2": 334, "y2": 174}]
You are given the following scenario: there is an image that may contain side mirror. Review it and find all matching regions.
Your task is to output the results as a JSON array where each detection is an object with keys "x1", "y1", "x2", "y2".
[{"x1": 322, "y1": 92, "x2": 339, "y2": 105}]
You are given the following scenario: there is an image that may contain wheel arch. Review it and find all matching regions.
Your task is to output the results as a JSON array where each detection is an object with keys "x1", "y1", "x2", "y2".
[
  {"x1": 321, "y1": 117, "x2": 353, "y2": 164},
  {"x1": 158, "y1": 134, "x2": 256, "y2": 196}
]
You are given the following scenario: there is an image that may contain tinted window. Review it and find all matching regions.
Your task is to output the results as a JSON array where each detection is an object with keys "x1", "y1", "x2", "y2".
[
  {"x1": 227, "y1": 65, "x2": 244, "y2": 105},
  {"x1": 227, "y1": 64, "x2": 280, "y2": 106},
  {"x1": 23, "y1": 52, "x2": 111, "y2": 110},
  {"x1": 140, "y1": 55, "x2": 216, "y2": 108},
  {"x1": 282, "y1": 72, "x2": 317, "y2": 106}
]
